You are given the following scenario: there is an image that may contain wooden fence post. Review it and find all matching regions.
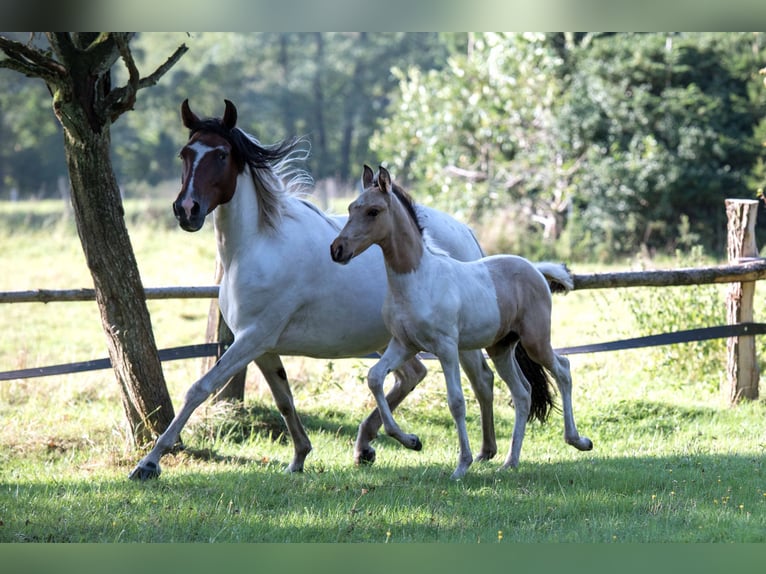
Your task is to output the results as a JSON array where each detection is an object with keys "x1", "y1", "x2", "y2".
[
  {"x1": 202, "y1": 257, "x2": 247, "y2": 403},
  {"x1": 724, "y1": 199, "x2": 760, "y2": 404}
]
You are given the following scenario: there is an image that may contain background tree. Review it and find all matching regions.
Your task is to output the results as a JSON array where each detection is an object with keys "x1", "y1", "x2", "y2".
[{"x1": 0, "y1": 32, "x2": 187, "y2": 446}]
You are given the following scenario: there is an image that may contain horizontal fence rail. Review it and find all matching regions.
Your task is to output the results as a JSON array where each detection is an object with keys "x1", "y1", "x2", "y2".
[{"x1": 2, "y1": 322, "x2": 766, "y2": 382}]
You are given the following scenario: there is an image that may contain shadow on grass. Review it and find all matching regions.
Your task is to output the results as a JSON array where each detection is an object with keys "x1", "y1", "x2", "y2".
[{"x1": 2, "y1": 450, "x2": 764, "y2": 543}]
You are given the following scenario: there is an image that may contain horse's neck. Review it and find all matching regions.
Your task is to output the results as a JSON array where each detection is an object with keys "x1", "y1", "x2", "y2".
[
  {"x1": 213, "y1": 172, "x2": 264, "y2": 264},
  {"x1": 379, "y1": 203, "x2": 425, "y2": 275}
]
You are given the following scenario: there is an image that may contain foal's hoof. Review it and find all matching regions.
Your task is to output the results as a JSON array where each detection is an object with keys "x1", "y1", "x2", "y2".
[
  {"x1": 128, "y1": 461, "x2": 161, "y2": 481},
  {"x1": 355, "y1": 447, "x2": 377, "y2": 465}
]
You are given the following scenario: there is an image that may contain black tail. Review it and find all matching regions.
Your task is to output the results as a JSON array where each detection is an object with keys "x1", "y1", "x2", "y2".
[{"x1": 514, "y1": 344, "x2": 556, "y2": 423}]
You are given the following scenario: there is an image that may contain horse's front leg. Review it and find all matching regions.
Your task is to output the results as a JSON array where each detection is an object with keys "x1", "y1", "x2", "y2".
[
  {"x1": 438, "y1": 349, "x2": 473, "y2": 480},
  {"x1": 254, "y1": 353, "x2": 312, "y2": 472},
  {"x1": 355, "y1": 357, "x2": 427, "y2": 465},
  {"x1": 365, "y1": 339, "x2": 420, "y2": 452},
  {"x1": 128, "y1": 335, "x2": 260, "y2": 481}
]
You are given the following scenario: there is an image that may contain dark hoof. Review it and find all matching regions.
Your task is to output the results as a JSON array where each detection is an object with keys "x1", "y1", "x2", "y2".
[
  {"x1": 355, "y1": 447, "x2": 376, "y2": 465},
  {"x1": 413, "y1": 438, "x2": 423, "y2": 451},
  {"x1": 128, "y1": 461, "x2": 161, "y2": 481}
]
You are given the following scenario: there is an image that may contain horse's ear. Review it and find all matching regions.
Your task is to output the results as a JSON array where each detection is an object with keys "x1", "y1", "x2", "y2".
[
  {"x1": 378, "y1": 165, "x2": 392, "y2": 193},
  {"x1": 222, "y1": 99, "x2": 238, "y2": 130},
  {"x1": 181, "y1": 99, "x2": 199, "y2": 130},
  {"x1": 362, "y1": 164, "x2": 374, "y2": 189}
]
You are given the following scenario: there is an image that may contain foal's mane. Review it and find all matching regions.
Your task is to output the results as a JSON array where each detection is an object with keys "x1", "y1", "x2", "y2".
[{"x1": 188, "y1": 117, "x2": 312, "y2": 232}]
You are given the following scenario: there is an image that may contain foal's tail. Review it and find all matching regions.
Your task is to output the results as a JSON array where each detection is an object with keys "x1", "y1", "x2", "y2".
[
  {"x1": 534, "y1": 262, "x2": 574, "y2": 294},
  {"x1": 514, "y1": 344, "x2": 556, "y2": 423}
]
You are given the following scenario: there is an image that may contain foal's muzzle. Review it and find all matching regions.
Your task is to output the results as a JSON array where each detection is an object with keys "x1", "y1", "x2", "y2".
[{"x1": 330, "y1": 238, "x2": 352, "y2": 265}]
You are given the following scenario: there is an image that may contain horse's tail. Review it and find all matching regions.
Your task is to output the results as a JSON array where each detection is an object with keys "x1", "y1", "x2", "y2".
[
  {"x1": 514, "y1": 344, "x2": 556, "y2": 423},
  {"x1": 534, "y1": 262, "x2": 574, "y2": 294}
]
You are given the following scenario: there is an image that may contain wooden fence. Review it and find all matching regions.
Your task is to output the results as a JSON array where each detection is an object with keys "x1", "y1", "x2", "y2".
[{"x1": 0, "y1": 200, "x2": 762, "y2": 403}]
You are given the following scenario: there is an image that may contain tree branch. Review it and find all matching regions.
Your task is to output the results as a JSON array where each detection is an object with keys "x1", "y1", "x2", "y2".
[
  {"x1": 107, "y1": 42, "x2": 188, "y2": 122},
  {"x1": 0, "y1": 35, "x2": 66, "y2": 86}
]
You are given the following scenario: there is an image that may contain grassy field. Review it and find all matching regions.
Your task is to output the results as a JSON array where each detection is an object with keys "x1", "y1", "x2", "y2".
[{"x1": 1, "y1": 199, "x2": 765, "y2": 543}]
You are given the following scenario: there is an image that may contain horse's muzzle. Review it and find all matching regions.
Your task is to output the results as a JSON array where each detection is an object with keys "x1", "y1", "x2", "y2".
[
  {"x1": 330, "y1": 239, "x2": 352, "y2": 264},
  {"x1": 172, "y1": 199, "x2": 205, "y2": 232}
]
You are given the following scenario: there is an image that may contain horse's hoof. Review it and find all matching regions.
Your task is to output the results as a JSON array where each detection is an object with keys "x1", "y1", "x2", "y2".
[
  {"x1": 569, "y1": 437, "x2": 594, "y2": 451},
  {"x1": 355, "y1": 447, "x2": 376, "y2": 465},
  {"x1": 128, "y1": 461, "x2": 161, "y2": 481},
  {"x1": 411, "y1": 437, "x2": 423, "y2": 451}
]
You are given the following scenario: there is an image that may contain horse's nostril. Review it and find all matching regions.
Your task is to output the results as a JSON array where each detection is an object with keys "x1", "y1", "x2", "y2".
[
  {"x1": 172, "y1": 202, "x2": 180, "y2": 217},
  {"x1": 190, "y1": 202, "x2": 201, "y2": 216}
]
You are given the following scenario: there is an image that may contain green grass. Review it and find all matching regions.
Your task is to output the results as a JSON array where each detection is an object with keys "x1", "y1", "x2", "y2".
[{"x1": 1, "y1": 199, "x2": 765, "y2": 543}]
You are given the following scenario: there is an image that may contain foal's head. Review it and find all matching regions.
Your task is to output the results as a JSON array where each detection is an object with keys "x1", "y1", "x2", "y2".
[
  {"x1": 330, "y1": 165, "x2": 423, "y2": 271},
  {"x1": 173, "y1": 99, "x2": 242, "y2": 232}
]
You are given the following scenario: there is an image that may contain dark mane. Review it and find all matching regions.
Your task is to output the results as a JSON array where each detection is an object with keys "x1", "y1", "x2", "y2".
[
  {"x1": 391, "y1": 183, "x2": 424, "y2": 235},
  {"x1": 188, "y1": 118, "x2": 303, "y2": 174}
]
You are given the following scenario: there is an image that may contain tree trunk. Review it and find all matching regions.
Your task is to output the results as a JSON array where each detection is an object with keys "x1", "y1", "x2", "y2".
[{"x1": 61, "y1": 122, "x2": 175, "y2": 445}]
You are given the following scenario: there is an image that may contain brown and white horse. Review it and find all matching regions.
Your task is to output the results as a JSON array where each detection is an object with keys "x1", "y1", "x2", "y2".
[
  {"x1": 331, "y1": 165, "x2": 593, "y2": 479},
  {"x1": 129, "y1": 100, "x2": 500, "y2": 480}
]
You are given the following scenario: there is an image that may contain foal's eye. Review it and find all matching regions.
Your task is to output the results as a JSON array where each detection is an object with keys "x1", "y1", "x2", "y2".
[
  {"x1": 217, "y1": 151, "x2": 228, "y2": 161},
  {"x1": 367, "y1": 208, "x2": 379, "y2": 218}
]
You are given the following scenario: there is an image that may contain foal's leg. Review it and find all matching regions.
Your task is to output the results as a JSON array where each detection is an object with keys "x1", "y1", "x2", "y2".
[
  {"x1": 355, "y1": 357, "x2": 427, "y2": 465},
  {"x1": 521, "y1": 333, "x2": 593, "y2": 453},
  {"x1": 544, "y1": 352, "x2": 593, "y2": 452},
  {"x1": 488, "y1": 343, "x2": 533, "y2": 469},
  {"x1": 366, "y1": 339, "x2": 421, "y2": 451},
  {"x1": 254, "y1": 353, "x2": 312, "y2": 472},
  {"x1": 129, "y1": 335, "x2": 260, "y2": 480},
  {"x1": 459, "y1": 350, "x2": 497, "y2": 462},
  {"x1": 437, "y1": 349, "x2": 474, "y2": 480}
]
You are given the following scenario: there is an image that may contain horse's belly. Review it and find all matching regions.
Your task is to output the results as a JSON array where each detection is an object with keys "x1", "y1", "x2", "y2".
[{"x1": 275, "y1": 304, "x2": 390, "y2": 358}]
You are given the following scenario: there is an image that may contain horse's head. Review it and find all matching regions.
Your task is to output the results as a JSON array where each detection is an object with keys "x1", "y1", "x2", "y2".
[
  {"x1": 172, "y1": 99, "x2": 243, "y2": 232},
  {"x1": 331, "y1": 165, "x2": 396, "y2": 264}
]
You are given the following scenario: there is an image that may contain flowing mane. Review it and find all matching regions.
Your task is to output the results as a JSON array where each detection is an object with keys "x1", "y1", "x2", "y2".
[{"x1": 188, "y1": 116, "x2": 313, "y2": 232}]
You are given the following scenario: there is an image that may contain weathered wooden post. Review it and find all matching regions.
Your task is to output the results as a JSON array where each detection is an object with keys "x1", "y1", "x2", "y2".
[
  {"x1": 202, "y1": 257, "x2": 247, "y2": 402},
  {"x1": 724, "y1": 199, "x2": 760, "y2": 404}
]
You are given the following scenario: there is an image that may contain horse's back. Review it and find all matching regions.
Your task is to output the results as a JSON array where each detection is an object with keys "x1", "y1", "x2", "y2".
[{"x1": 416, "y1": 206, "x2": 484, "y2": 261}]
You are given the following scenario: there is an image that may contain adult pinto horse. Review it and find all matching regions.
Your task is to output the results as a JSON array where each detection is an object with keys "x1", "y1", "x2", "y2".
[
  {"x1": 331, "y1": 166, "x2": 593, "y2": 479},
  {"x1": 129, "y1": 100, "x2": 498, "y2": 480}
]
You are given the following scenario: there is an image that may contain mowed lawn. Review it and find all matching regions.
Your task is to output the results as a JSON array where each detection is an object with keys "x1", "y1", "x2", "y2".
[{"x1": 0, "y1": 199, "x2": 765, "y2": 543}]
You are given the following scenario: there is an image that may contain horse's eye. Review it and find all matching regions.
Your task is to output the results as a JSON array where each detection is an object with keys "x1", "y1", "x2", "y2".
[
  {"x1": 367, "y1": 208, "x2": 379, "y2": 218},
  {"x1": 218, "y1": 151, "x2": 228, "y2": 161}
]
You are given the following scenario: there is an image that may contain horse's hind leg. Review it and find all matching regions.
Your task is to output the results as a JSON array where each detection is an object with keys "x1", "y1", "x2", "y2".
[
  {"x1": 488, "y1": 343, "x2": 532, "y2": 470},
  {"x1": 547, "y1": 353, "x2": 593, "y2": 452},
  {"x1": 355, "y1": 357, "x2": 427, "y2": 465},
  {"x1": 459, "y1": 349, "x2": 497, "y2": 462},
  {"x1": 254, "y1": 353, "x2": 312, "y2": 472}
]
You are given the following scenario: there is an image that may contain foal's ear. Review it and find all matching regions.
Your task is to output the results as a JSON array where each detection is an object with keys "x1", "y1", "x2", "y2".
[
  {"x1": 362, "y1": 164, "x2": 374, "y2": 189},
  {"x1": 181, "y1": 99, "x2": 200, "y2": 130},
  {"x1": 378, "y1": 165, "x2": 392, "y2": 193},
  {"x1": 222, "y1": 100, "x2": 238, "y2": 130}
]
